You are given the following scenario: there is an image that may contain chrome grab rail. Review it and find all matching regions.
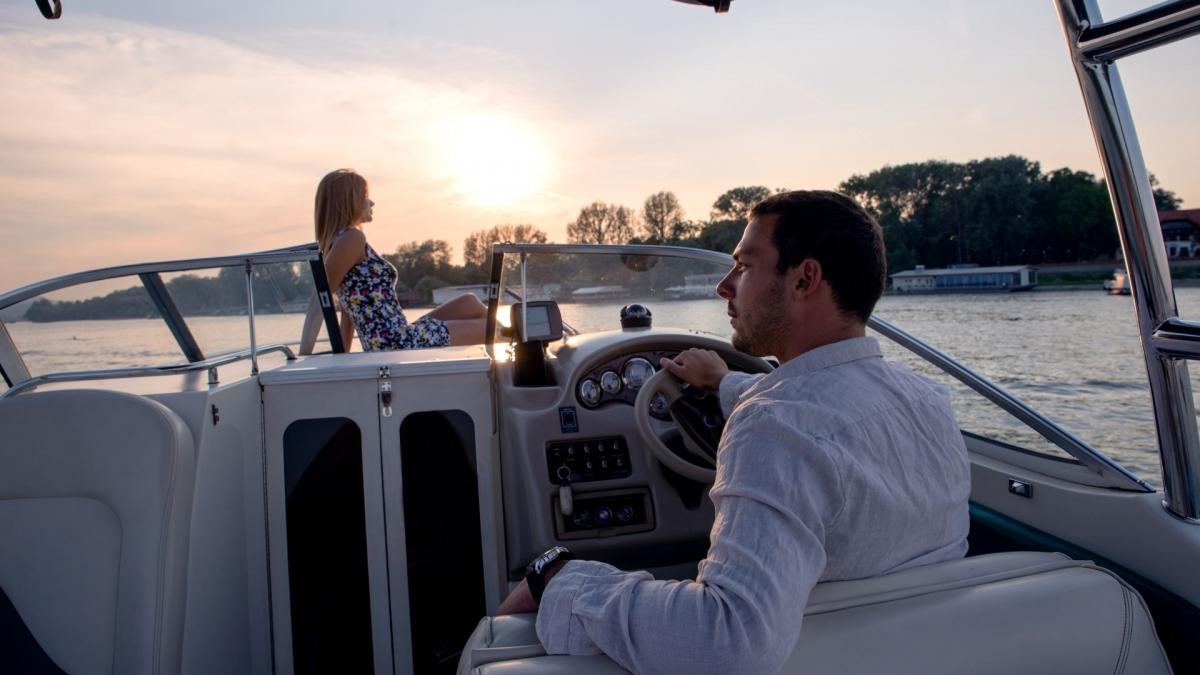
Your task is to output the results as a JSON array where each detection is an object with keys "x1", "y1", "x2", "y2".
[
  {"x1": 870, "y1": 315, "x2": 1151, "y2": 492},
  {"x1": 0, "y1": 342, "x2": 297, "y2": 399},
  {"x1": 1057, "y1": 0, "x2": 1200, "y2": 520}
]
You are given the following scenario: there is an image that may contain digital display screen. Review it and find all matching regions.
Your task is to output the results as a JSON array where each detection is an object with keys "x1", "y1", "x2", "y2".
[{"x1": 524, "y1": 306, "x2": 551, "y2": 339}]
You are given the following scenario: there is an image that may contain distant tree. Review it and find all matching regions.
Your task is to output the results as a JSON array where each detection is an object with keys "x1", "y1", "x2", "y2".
[
  {"x1": 568, "y1": 201, "x2": 636, "y2": 244},
  {"x1": 841, "y1": 161, "x2": 969, "y2": 270},
  {"x1": 1033, "y1": 168, "x2": 1117, "y2": 262},
  {"x1": 695, "y1": 219, "x2": 745, "y2": 254},
  {"x1": 1150, "y1": 174, "x2": 1182, "y2": 211},
  {"x1": 711, "y1": 186, "x2": 773, "y2": 221},
  {"x1": 386, "y1": 240, "x2": 454, "y2": 292},
  {"x1": 640, "y1": 191, "x2": 686, "y2": 243},
  {"x1": 463, "y1": 224, "x2": 549, "y2": 269},
  {"x1": 959, "y1": 156, "x2": 1042, "y2": 265}
]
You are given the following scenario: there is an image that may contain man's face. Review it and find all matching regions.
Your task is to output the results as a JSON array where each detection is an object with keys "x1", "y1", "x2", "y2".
[{"x1": 717, "y1": 215, "x2": 789, "y2": 356}]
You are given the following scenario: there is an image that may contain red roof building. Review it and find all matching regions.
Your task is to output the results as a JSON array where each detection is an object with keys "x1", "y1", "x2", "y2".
[{"x1": 1159, "y1": 209, "x2": 1200, "y2": 258}]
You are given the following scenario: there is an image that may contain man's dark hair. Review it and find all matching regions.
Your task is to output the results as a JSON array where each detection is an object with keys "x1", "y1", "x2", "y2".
[{"x1": 749, "y1": 190, "x2": 886, "y2": 323}]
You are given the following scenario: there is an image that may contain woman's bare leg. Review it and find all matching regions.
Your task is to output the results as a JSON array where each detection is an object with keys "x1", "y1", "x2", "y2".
[
  {"x1": 425, "y1": 293, "x2": 487, "y2": 321},
  {"x1": 443, "y1": 318, "x2": 487, "y2": 346}
]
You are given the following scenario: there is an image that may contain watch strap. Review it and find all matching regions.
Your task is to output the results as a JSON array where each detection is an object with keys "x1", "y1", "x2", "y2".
[{"x1": 525, "y1": 546, "x2": 573, "y2": 604}]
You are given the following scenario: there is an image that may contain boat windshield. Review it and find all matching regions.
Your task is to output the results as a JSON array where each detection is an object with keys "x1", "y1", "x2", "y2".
[{"x1": 490, "y1": 244, "x2": 735, "y2": 339}]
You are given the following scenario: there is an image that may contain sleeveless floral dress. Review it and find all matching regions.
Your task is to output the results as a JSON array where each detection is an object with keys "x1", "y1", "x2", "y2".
[{"x1": 335, "y1": 238, "x2": 451, "y2": 351}]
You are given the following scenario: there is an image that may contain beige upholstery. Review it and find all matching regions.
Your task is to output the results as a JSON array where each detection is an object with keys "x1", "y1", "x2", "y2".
[
  {"x1": 0, "y1": 389, "x2": 196, "y2": 675},
  {"x1": 458, "y1": 552, "x2": 1171, "y2": 675}
]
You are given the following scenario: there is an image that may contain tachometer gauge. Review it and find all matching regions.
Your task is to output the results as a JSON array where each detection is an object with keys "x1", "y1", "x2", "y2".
[
  {"x1": 622, "y1": 357, "x2": 655, "y2": 390},
  {"x1": 600, "y1": 370, "x2": 623, "y2": 395},
  {"x1": 578, "y1": 378, "x2": 602, "y2": 407}
]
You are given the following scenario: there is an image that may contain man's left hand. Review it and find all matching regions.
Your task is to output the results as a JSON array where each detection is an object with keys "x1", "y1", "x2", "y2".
[{"x1": 496, "y1": 560, "x2": 568, "y2": 615}]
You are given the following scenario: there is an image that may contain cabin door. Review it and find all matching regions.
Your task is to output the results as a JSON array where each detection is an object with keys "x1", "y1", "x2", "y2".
[
  {"x1": 262, "y1": 378, "x2": 394, "y2": 675},
  {"x1": 261, "y1": 357, "x2": 500, "y2": 675}
]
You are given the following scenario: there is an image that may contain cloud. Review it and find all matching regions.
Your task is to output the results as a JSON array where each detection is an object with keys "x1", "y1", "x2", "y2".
[{"x1": 0, "y1": 9, "x2": 568, "y2": 289}]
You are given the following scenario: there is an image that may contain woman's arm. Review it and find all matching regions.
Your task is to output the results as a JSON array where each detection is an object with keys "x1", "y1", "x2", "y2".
[{"x1": 324, "y1": 228, "x2": 367, "y2": 291}]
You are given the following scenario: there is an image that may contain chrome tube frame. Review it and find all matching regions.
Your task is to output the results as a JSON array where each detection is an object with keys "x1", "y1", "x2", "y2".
[
  {"x1": 0, "y1": 244, "x2": 324, "y2": 394},
  {"x1": 491, "y1": 242, "x2": 735, "y2": 264},
  {"x1": 0, "y1": 244, "x2": 322, "y2": 310},
  {"x1": 245, "y1": 261, "x2": 259, "y2": 375},
  {"x1": 870, "y1": 315, "x2": 1150, "y2": 491},
  {"x1": 0, "y1": 343, "x2": 296, "y2": 399},
  {"x1": 1056, "y1": 0, "x2": 1200, "y2": 520}
]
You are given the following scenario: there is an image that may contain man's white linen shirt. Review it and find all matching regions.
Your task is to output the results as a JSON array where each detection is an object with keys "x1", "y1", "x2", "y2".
[{"x1": 535, "y1": 336, "x2": 970, "y2": 675}]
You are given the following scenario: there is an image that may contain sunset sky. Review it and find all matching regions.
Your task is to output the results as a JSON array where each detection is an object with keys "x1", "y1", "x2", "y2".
[{"x1": 1, "y1": 0, "x2": 1196, "y2": 292}]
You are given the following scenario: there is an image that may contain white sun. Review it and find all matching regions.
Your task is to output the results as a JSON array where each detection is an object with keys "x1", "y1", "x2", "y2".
[{"x1": 437, "y1": 115, "x2": 551, "y2": 207}]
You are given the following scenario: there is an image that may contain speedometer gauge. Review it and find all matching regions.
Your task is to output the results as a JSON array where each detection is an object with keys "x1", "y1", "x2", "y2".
[
  {"x1": 622, "y1": 357, "x2": 655, "y2": 390},
  {"x1": 578, "y1": 378, "x2": 602, "y2": 407},
  {"x1": 600, "y1": 370, "x2": 623, "y2": 394}
]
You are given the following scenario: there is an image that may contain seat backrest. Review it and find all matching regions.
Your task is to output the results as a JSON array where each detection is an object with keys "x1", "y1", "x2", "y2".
[
  {"x1": 0, "y1": 389, "x2": 196, "y2": 675},
  {"x1": 784, "y1": 551, "x2": 1172, "y2": 675}
]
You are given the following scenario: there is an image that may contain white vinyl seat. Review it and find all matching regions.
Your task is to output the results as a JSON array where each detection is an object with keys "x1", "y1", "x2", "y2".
[
  {"x1": 458, "y1": 551, "x2": 1172, "y2": 675},
  {"x1": 0, "y1": 389, "x2": 196, "y2": 675}
]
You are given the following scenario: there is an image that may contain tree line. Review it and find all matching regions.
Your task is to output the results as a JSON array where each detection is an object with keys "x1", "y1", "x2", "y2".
[
  {"x1": 385, "y1": 155, "x2": 1181, "y2": 299},
  {"x1": 22, "y1": 154, "x2": 1184, "y2": 320}
]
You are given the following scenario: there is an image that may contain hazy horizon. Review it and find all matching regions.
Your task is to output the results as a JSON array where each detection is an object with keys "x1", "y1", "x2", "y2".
[{"x1": 1, "y1": 0, "x2": 1196, "y2": 292}]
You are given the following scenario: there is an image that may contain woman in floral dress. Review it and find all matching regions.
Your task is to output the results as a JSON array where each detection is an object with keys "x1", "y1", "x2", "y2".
[{"x1": 315, "y1": 169, "x2": 487, "y2": 351}]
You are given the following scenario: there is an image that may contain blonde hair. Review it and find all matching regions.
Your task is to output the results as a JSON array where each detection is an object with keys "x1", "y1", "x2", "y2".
[{"x1": 314, "y1": 169, "x2": 369, "y2": 256}]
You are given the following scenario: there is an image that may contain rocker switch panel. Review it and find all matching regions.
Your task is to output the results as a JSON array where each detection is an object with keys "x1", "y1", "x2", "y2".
[{"x1": 546, "y1": 436, "x2": 632, "y2": 484}]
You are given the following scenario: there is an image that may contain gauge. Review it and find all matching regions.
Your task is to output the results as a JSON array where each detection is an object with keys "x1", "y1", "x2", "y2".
[
  {"x1": 622, "y1": 357, "x2": 655, "y2": 390},
  {"x1": 600, "y1": 370, "x2": 623, "y2": 395},
  {"x1": 578, "y1": 378, "x2": 602, "y2": 407}
]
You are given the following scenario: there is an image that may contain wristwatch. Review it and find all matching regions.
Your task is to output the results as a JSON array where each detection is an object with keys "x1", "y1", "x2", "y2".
[{"x1": 525, "y1": 546, "x2": 573, "y2": 604}]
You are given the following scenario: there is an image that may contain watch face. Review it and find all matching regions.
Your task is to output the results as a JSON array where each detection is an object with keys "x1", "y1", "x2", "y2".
[{"x1": 530, "y1": 546, "x2": 568, "y2": 574}]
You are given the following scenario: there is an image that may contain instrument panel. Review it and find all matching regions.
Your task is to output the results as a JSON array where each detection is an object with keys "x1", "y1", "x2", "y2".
[{"x1": 575, "y1": 349, "x2": 679, "y2": 419}]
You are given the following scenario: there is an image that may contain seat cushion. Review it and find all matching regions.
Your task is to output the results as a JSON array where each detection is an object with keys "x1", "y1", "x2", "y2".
[
  {"x1": 458, "y1": 552, "x2": 1171, "y2": 675},
  {"x1": 0, "y1": 389, "x2": 196, "y2": 675}
]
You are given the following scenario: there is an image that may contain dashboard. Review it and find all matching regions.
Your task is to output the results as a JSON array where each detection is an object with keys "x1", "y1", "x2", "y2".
[{"x1": 495, "y1": 328, "x2": 771, "y2": 577}]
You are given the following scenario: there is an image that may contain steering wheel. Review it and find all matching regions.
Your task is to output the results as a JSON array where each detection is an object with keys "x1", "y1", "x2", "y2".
[{"x1": 634, "y1": 352, "x2": 773, "y2": 483}]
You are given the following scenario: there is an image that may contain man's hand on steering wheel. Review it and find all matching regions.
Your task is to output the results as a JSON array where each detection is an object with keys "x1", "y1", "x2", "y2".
[{"x1": 659, "y1": 348, "x2": 730, "y2": 390}]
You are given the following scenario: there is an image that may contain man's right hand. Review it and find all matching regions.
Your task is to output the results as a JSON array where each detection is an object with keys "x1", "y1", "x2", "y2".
[{"x1": 659, "y1": 348, "x2": 729, "y2": 390}]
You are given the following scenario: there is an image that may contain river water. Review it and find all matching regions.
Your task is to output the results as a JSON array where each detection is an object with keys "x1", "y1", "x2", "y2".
[{"x1": 9, "y1": 288, "x2": 1189, "y2": 488}]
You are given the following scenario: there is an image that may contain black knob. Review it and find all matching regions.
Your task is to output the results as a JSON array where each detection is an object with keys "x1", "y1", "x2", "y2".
[
  {"x1": 620, "y1": 304, "x2": 652, "y2": 329},
  {"x1": 595, "y1": 506, "x2": 613, "y2": 525}
]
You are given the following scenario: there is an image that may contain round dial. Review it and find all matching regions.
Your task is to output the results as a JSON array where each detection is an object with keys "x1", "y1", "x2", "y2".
[
  {"x1": 600, "y1": 370, "x2": 623, "y2": 395},
  {"x1": 622, "y1": 357, "x2": 656, "y2": 390},
  {"x1": 578, "y1": 378, "x2": 602, "y2": 406}
]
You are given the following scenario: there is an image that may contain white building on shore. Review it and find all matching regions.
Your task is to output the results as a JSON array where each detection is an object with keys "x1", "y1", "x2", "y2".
[{"x1": 891, "y1": 264, "x2": 1038, "y2": 293}]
